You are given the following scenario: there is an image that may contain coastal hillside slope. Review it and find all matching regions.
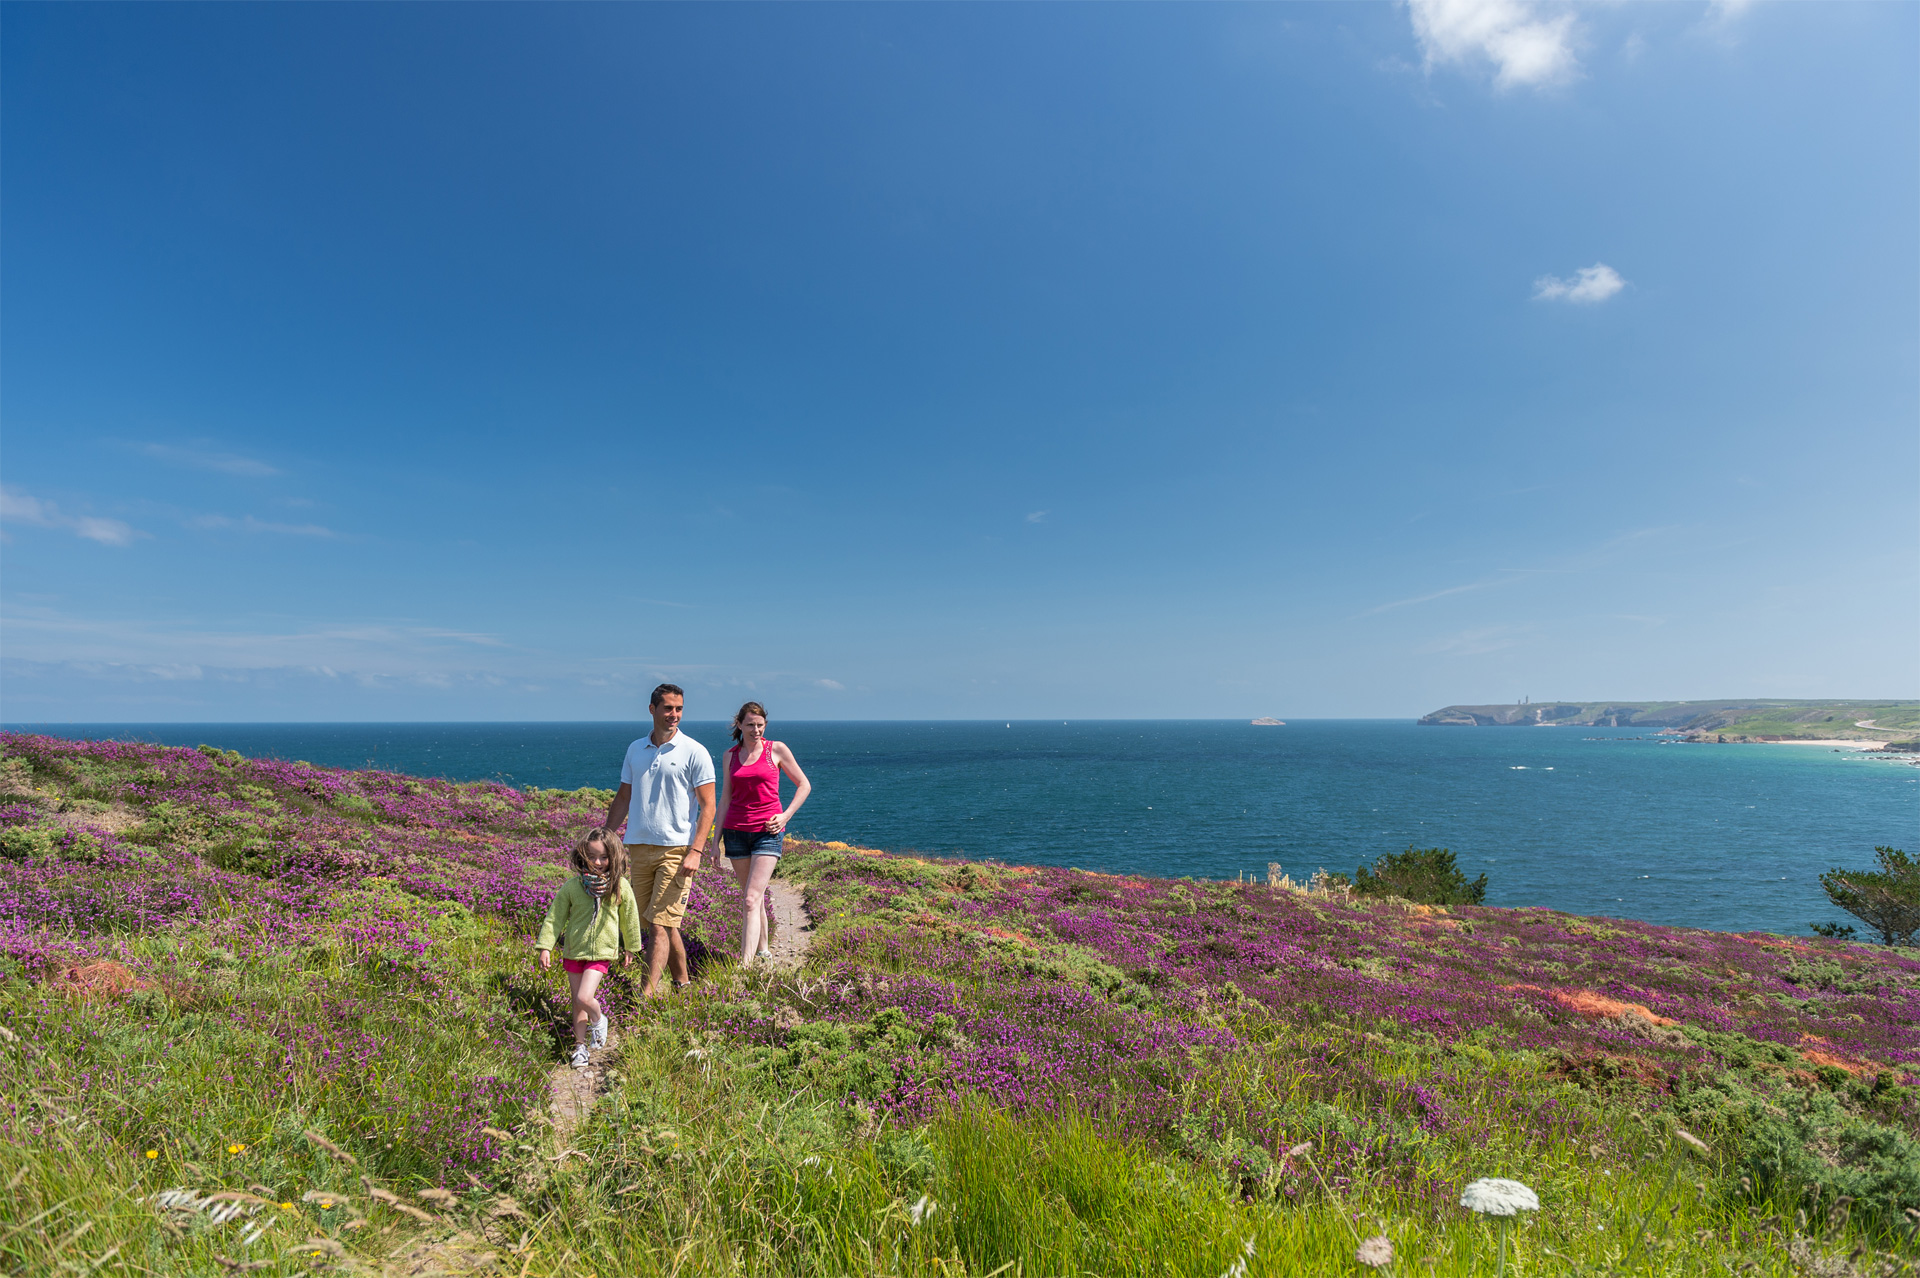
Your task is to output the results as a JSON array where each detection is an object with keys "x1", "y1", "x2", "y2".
[
  {"x1": 3, "y1": 731, "x2": 1917, "y2": 1275},
  {"x1": 1419, "y1": 698, "x2": 1920, "y2": 741}
]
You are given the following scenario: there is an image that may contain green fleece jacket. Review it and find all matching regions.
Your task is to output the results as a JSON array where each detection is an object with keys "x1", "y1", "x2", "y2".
[{"x1": 535, "y1": 876, "x2": 644, "y2": 962}]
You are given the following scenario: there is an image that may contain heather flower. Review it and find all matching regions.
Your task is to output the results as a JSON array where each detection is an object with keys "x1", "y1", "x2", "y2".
[
  {"x1": 1459, "y1": 1178, "x2": 1538, "y2": 1217},
  {"x1": 1356, "y1": 1235, "x2": 1393, "y2": 1267}
]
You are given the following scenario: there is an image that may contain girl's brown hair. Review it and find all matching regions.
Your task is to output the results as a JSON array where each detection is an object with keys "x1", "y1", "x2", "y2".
[
  {"x1": 570, "y1": 828, "x2": 628, "y2": 899},
  {"x1": 731, "y1": 701, "x2": 769, "y2": 745}
]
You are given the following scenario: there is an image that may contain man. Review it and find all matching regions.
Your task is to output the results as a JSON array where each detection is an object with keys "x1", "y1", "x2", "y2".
[{"x1": 603, "y1": 683, "x2": 716, "y2": 997}]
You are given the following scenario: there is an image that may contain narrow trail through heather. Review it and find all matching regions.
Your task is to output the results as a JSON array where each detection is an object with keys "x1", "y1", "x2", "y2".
[
  {"x1": 387, "y1": 883, "x2": 822, "y2": 1274},
  {"x1": 543, "y1": 873, "x2": 815, "y2": 1150}
]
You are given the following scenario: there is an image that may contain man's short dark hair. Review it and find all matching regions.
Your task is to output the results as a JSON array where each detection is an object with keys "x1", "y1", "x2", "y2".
[{"x1": 650, "y1": 683, "x2": 686, "y2": 707}]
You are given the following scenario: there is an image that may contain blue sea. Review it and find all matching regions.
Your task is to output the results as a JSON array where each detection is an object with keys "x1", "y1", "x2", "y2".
[{"x1": 9, "y1": 720, "x2": 1916, "y2": 937}]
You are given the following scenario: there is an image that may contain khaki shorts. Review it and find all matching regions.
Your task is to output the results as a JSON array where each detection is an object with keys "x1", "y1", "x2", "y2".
[{"x1": 628, "y1": 843, "x2": 692, "y2": 929}]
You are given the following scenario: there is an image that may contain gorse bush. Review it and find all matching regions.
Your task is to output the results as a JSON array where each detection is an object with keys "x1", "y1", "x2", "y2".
[{"x1": 1350, "y1": 844, "x2": 1489, "y2": 905}]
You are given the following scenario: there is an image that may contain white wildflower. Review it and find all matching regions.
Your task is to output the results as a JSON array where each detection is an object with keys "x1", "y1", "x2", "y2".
[
  {"x1": 1287, "y1": 1141, "x2": 1314, "y2": 1158},
  {"x1": 1356, "y1": 1235, "x2": 1394, "y2": 1268},
  {"x1": 1216, "y1": 1237, "x2": 1255, "y2": 1278},
  {"x1": 1460, "y1": 1177, "x2": 1539, "y2": 1216},
  {"x1": 909, "y1": 1194, "x2": 938, "y2": 1225}
]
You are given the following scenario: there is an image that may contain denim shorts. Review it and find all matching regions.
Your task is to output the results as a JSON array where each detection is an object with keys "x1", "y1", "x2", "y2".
[{"x1": 722, "y1": 828, "x2": 785, "y2": 860}]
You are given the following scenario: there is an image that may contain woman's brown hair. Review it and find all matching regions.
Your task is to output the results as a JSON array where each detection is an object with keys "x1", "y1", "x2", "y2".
[
  {"x1": 731, "y1": 701, "x2": 768, "y2": 745},
  {"x1": 569, "y1": 828, "x2": 628, "y2": 899}
]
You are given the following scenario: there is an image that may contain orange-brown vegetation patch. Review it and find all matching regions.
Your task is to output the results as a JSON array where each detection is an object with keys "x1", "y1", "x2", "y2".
[
  {"x1": 1798, "y1": 1034, "x2": 1877, "y2": 1077},
  {"x1": 52, "y1": 960, "x2": 150, "y2": 1001},
  {"x1": 1741, "y1": 936, "x2": 1821, "y2": 955},
  {"x1": 977, "y1": 926, "x2": 1036, "y2": 946},
  {"x1": 1546, "y1": 1051, "x2": 1673, "y2": 1092},
  {"x1": 1504, "y1": 984, "x2": 1678, "y2": 1026}
]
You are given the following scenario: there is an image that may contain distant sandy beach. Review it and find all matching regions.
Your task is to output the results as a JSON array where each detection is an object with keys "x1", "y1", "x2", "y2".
[{"x1": 1765, "y1": 739, "x2": 1890, "y2": 750}]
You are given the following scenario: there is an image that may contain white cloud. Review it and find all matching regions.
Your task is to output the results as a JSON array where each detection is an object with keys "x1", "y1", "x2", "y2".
[
  {"x1": 187, "y1": 513, "x2": 337, "y2": 537},
  {"x1": 1360, "y1": 573, "x2": 1532, "y2": 617},
  {"x1": 138, "y1": 442, "x2": 280, "y2": 477},
  {"x1": 1418, "y1": 626, "x2": 1529, "y2": 656},
  {"x1": 1533, "y1": 262, "x2": 1627, "y2": 303},
  {"x1": 0, "y1": 606, "x2": 509, "y2": 671},
  {"x1": 1707, "y1": 0, "x2": 1756, "y2": 21},
  {"x1": 1406, "y1": 0, "x2": 1581, "y2": 90},
  {"x1": 1026, "y1": 511, "x2": 1049, "y2": 523},
  {"x1": 814, "y1": 678, "x2": 846, "y2": 691},
  {"x1": 0, "y1": 486, "x2": 143, "y2": 546}
]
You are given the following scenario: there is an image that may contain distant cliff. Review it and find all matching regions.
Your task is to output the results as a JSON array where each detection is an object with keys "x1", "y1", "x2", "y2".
[{"x1": 1417, "y1": 699, "x2": 1920, "y2": 741}]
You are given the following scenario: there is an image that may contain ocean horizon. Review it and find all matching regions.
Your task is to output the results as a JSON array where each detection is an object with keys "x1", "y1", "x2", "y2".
[{"x1": 8, "y1": 718, "x2": 1915, "y2": 938}]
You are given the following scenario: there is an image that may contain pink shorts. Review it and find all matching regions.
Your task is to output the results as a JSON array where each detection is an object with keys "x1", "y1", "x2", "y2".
[{"x1": 561, "y1": 959, "x2": 609, "y2": 975}]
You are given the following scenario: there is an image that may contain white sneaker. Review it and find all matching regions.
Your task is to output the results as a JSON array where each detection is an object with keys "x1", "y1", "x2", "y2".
[
  {"x1": 590, "y1": 1015, "x2": 608, "y2": 1049},
  {"x1": 570, "y1": 1043, "x2": 590, "y2": 1070}
]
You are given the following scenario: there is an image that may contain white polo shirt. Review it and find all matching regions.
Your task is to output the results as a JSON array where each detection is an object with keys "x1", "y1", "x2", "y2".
[{"x1": 618, "y1": 731, "x2": 716, "y2": 847}]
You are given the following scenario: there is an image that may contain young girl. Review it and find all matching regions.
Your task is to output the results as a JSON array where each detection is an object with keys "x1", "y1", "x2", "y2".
[{"x1": 536, "y1": 828, "x2": 643, "y2": 1068}]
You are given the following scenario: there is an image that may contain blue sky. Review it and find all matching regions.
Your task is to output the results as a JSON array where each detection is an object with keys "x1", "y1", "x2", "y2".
[{"x1": 2, "y1": 1, "x2": 1914, "y2": 722}]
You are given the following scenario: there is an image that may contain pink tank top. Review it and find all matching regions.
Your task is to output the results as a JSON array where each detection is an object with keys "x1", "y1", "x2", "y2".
[{"x1": 722, "y1": 743, "x2": 782, "y2": 829}]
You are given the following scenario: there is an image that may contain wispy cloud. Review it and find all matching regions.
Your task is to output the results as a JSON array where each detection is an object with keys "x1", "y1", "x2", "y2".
[
  {"x1": 0, "y1": 486, "x2": 144, "y2": 547},
  {"x1": 1360, "y1": 525, "x2": 1676, "y2": 617},
  {"x1": 137, "y1": 442, "x2": 281, "y2": 478},
  {"x1": 0, "y1": 606, "x2": 510, "y2": 671},
  {"x1": 1026, "y1": 511, "x2": 1049, "y2": 524},
  {"x1": 186, "y1": 514, "x2": 337, "y2": 538},
  {"x1": 1418, "y1": 626, "x2": 1530, "y2": 656},
  {"x1": 1534, "y1": 263, "x2": 1627, "y2": 304},
  {"x1": 1406, "y1": 0, "x2": 1581, "y2": 90},
  {"x1": 1360, "y1": 573, "x2": 1531, "y2": 616},
  {"x1": 814, "y1": 678, "x2": 846, "y2": 691}
]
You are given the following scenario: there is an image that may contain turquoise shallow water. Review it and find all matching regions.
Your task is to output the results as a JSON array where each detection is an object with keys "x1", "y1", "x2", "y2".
[{"x1": 10, "y1": 720, "x2": 1916, "y2": 936}]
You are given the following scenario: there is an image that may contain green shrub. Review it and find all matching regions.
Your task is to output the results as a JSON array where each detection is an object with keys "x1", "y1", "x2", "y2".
[
  {"x1": 1739, "y1": 1087, "x2": 1920, "y2": 1227},
  {"x1": 0, "y1": 825, "x2": 55, "y2": 862},
  {"x1": 1351, "y1": 846, "x2": 1488, "y2": 905},
  {"x1": 1818, "y1": 847, "x2": 1920, "y2": 945}
]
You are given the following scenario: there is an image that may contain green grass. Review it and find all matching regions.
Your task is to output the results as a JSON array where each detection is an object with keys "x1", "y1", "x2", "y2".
[
  {"x1": 6, "y1": 734, "x2": 1916, "y2": 1276},
  {"x1": 497, "y1": 965, "x2": 1888, "y2": 1277}
]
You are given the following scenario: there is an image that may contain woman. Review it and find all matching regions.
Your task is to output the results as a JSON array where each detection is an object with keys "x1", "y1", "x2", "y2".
[{"x1": 709, "y1": 701, "x2": 811, "y2": 964}]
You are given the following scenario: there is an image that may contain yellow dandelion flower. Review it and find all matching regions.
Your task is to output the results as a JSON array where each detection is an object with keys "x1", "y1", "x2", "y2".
[
  {"x1": 320, "y1": 1200, "x2": 334, "y2": 1209},
  {"x1": 280, "y1": 1202, "x2": 293, "y2": 1210},
  {"x1": 144, "y1": 1150, "x2": 157, "y2": 1159}
]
